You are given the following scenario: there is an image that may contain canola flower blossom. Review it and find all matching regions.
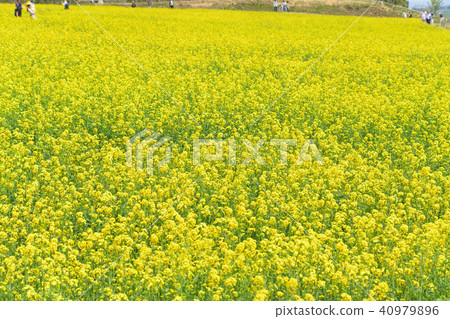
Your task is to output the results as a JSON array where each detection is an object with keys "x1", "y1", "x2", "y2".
[{"x1": 0, "y1": 5, "x2": 449, "y2": 301}]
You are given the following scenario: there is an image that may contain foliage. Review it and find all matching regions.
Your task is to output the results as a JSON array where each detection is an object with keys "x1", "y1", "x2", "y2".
[{"x1": 428, "y1": 0, "x2": 444, "y2": 12}]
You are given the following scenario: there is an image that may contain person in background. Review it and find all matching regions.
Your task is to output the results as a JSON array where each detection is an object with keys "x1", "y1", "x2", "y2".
[
  {"x1": 15, "y1": 0, "x2": 22, "y2": 17},
  {"x1": 286, "y1": 1, "x2": 289, "y2": 12},
  {"x1": 408, "y1": 12, "x2": 412, "y2": 18},
  {"x1": 170, "y1": 0, "x2": 174, "y2": 8},
  {"x1": 402, "y1": 12, "x2": 407, "y2": 18},
  {"x1": 63, "y1": 0, "x2": 69, "y2": 10},
  {"x1": 131, "y1": 0, "x2": 136, "y2": 7},
  {"x1": 148, "y1": 1, "x2": 152, "y2": 7},
  {"x1": 26, "y1": 0, "x2": 36, "y2": 19},
  {"x1": 426, "y1": 11, "x2": 432, "y2": 24},
  {"x1": 273, "y1": 0, "x2": 277, "y2": 12},
  {"x1": 439, "y1": 12, "x2": 444, "y2": 25}
]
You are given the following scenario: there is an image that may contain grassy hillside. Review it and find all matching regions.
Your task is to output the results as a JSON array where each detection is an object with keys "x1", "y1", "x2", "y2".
[
  {"x1": 3, "y1": 0, "x2": 415, "y2": 17},
  {"x1": 136, "y1": 1, "x2": 414, "y2": 17},
  {"x1": 217, "y1": 0, "x2": 413, "y2": 17}
]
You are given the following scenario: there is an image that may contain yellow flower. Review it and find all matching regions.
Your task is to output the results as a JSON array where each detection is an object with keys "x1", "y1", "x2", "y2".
[
  {"x1": 304, "y1": 294, "x2": 315, "y2": 301},
  {"x1": 341, "y1": 293, "x2": 352, "y2": 301}
]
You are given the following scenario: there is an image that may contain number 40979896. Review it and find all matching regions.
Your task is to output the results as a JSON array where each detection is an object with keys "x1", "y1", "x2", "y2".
[{"x1": 379, "y1": 305, "x2": 439, "y2": 316}]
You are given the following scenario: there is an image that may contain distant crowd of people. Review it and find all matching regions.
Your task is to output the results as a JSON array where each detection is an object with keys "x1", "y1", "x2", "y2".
[
  {"x1": 401, "y1": 12, "x2": 413, "y2": 18},
  {"x1": 13, "y1": 0, "x2": 179, "y2": 15},
  {"x1": 14, "y1": 0, "x2": 72, "y2": 18},
  {"x1": 420, "y1": 10, "x2": 445, "y2": 25},
  {"x1": 14, "y1": 0, "x2": 36, "y2": 19},
  {"x1": 400, "y1": 10, "x2": 445, "y2": 26},
  {"x1": 273, "y1": 1, "x2": 290, "y2": 12}
]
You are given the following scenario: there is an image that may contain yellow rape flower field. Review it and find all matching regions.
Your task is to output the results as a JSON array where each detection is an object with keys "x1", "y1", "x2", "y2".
[{"x1": 0, "y1": 4, "x2": 449, "y2": 301}]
